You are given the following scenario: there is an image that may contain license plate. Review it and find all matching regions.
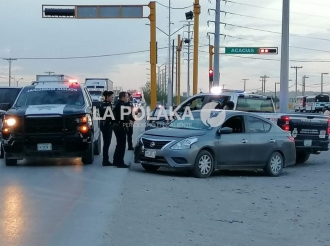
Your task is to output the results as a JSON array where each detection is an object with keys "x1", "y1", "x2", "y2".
[
  {"x1": 144, "y1": 149, "x2": 156, "y2": 158},
  {"x1": 37, "y1": 143, "x2": 52, "y2": 151},
  {"x1": 304, "y1": 140, "x2": 312, "y2": 146}
]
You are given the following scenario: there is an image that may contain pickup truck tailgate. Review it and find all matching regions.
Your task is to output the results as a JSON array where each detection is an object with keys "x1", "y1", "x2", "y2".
[{"x1": 287, "y1": 115, "x2": 329, "y2": 150}]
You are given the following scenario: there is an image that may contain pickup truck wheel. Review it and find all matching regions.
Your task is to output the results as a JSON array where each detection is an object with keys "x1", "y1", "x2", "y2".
[
  {"x1": 94, "y1": 134, "x2": 101, "y2": 155},
  {"x1": 4, "y1": 153, "x2": 17, "y2": 166},
  {"x1": 193, "y1": 150, "x2": 214, "y2": 178},
  {"x1": 141, "y1": 164, "x2": 159, "y2": 172},
  {"x1": 0, "y1": 142, "x2": 4, "y2": 159},
  {"x1": 82, "y1": 144, "x2": 94, "y2": 164},
  {"x1": 296, "y1": 151, "x2": 310, "y2": 164},
  {"x1": 264, "y1": 152, "x2": 283, "y2": 177}
]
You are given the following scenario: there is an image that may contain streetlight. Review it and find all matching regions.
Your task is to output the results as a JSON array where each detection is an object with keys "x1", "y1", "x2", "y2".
[
  {"x1": 16, "y1": 78, "x2": 23, "y2": 86},
  {"x1": 321, "y1": 73, "x2": 328, "y2": 93}
]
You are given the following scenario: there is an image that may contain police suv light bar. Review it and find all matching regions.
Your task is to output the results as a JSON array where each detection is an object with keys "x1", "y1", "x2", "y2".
[
  {"x1": 210, "y1": 86, "x2": 222, "y2": 94},
  {"x1": 258, "y1": 47, "x2": 278, "y2": 54}
]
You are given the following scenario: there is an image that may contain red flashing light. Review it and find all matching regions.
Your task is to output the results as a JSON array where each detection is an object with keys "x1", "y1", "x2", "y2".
[
  {"x1": 281, "y1": 115, "x2": 290, "y2": 122},
  {"x1": 258, "y1": 47, "x2": 278, "y2": 54},
  {"x1": 282, "y1": 124, "x2": 290, "y2": 131},
  {"x1": 69, "y1": 79, "x2": 77, "y2": 83},
  {"x1": 209, "y1": 69, "x2": 213, "y2": 74},
  {"x1": 327, "y1": 118, "x2": 330, "y2": 134}
]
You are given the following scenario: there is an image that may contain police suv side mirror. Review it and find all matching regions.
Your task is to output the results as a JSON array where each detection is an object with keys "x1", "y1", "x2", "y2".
[
  {"x1": 217, "y1": 127, "x2": 233, "y2": 135},
  {"x1": 92, "y1": 101, "x2": 102, "y2": 108},
  {"x1": 0, "y1": 103, "x2": 11, "y2": 111}
]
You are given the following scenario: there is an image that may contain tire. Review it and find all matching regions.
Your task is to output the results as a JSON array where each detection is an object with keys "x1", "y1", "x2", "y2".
[
  {"x1": 141, "y1": 164, "x2": 160, "y2": 172},
  {"x1": 0, "y1": 142, "x2": 4, "y2": 159},
  {"x1": 295, "y1": 151, "x2": 310, "y2": 164},
  {"x1": 264, "y1": 151, "x2": 283, "y2": 177},
  {"x1": 4, "y1": 152, "x2": 17, "y2": 166},
  {"x1": 94, "y1": 133, "x2": 101, "y2": 155},
  {"x1": 82, "y1": 143, "x2": 94, "y2": 164},
  {"x1": 193, "y1": 150, "x2": 214, "y2": 178}
]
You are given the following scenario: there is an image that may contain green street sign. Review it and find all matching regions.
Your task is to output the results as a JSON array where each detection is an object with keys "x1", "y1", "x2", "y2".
[
  {"x1": 225, "y1": 47, "x2": 259, "y2": 54},
  {"x1": 225, "y1": 47, "x2": 278, "y2": 54}
]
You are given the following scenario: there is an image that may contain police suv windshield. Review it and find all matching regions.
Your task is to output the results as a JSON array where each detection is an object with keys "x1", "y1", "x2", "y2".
[
  {"x1": 15, "y1": 87, "x2": 85, "y2": 106},
  {"x1": 236, "y1": 97, "x2": 274, "y2": 113}
]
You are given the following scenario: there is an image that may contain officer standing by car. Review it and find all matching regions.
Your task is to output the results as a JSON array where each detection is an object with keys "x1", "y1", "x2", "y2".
[
  {"x1": 126, "y1": 92, "x2": 135, "y2": 150},
  {"x1": 112, "y1": 91, "x2": 130, "y2": 168},
  {"x1": 99, "y1": 90, "x2": 115, "y2": 166}
]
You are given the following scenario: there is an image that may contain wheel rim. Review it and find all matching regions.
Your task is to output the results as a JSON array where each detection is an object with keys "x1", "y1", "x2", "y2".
[
  {"x1": 198, "y1": 155, "x2": 212, "y2": 175},
  {"x1": 270, "y1": 154, "x2": 282, "y2": 174}
]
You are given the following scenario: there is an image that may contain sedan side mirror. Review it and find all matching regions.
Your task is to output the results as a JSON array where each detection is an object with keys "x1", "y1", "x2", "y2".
[
  {"x1": 217, "y1": 127, "x2": 233, "y2": 135},
  {"x1": 0, "y1": 103, "x2": 11, "y2": 111}
]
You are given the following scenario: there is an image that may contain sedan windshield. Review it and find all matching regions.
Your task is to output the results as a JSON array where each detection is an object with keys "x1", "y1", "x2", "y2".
[
  {"x1": 16, "y1": 87, "x2": 85, "y2": 106},
  {"x1": 169, "y1": 113, "x2": 209, "y2": 130}
]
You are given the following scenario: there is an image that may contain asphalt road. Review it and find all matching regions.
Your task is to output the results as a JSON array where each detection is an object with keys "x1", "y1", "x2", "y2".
[{"x1": 1, "y1": 124, "x2": 330, "y2": 246}]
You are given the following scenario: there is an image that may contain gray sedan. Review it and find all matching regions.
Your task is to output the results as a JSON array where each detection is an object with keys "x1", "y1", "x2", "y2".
[{"x1": 134, "y1": 110, "x2": 296, "y2": 178}]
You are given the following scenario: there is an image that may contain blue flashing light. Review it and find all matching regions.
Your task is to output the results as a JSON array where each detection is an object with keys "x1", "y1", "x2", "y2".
[{"x1": 221, "y1": 89, "x2": 245, "y2": 93}]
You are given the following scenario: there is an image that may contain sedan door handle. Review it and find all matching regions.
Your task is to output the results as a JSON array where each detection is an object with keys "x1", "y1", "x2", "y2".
[
  {"x1": 270, "y1": 139, "x2": 275, "y2": 143},
  {"x1": 242, "y1": 139, "x2": 248, "y2": 143}
]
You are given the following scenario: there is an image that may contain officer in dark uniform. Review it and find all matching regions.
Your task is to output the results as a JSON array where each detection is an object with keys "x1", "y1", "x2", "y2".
[
  {"x1": 112, "y1": 91, "x2": 130, "y2": 168},
  {"x1": 99, "y1": 90, "x2": 115, "y2": 166},
  {"x1": 126, "y1": 93, "x2": 135, "y2": 150}
]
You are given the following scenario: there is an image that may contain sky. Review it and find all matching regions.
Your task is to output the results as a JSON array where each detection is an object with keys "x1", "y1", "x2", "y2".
[{"x1": 1, "y1": 0, "x2": 330, "y2": 95}]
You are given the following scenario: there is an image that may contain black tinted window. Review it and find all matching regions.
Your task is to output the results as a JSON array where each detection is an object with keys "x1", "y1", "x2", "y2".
[
  {"x1": 208, "y1": 95, "x2": 230, "y2": 109},
  {"x1": 237, "y1": 98, "x2": 274, "y2": 113},
  {"x1": 0, "y1": 88, "x2": 21, "y2": 105},
  {"x1": 247, "y1": 116, "x2": 271, "y2": 133},
  {"x1": 16, "y1": 87, "x2": 85, "y2": 106}
]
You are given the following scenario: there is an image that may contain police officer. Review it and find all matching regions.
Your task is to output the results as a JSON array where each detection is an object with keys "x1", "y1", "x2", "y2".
[
  {"x1": 224, "y1": 101, "x2": 235, "y2": 110},
  {"x1": 112, "y1": 91, "x2": 130, "y2": 168},
  {"x1": 126, "y1": 92, "x2": 135, "y2": 150},
  {"x1": 99, "y1": 90, "x2": 115, "y2": 166}
]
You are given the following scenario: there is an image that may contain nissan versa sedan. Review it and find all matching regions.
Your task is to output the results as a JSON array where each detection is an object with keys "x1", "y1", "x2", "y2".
[{"x1": 134, "y1": 110, "x2": 296, "y2": 178}]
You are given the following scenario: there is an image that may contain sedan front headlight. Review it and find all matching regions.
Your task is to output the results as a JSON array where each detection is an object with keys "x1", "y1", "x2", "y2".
[
  {"x1": 136, "y1": 133, "x2": 144, "y2": 145},
  {"x1": 171, "y1": 137, "x2": 198, "y2": 150}
]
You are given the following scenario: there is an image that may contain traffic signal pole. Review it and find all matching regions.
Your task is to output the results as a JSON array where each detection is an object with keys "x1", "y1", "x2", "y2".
[
  {"x1": 177, "y1": 34, "x2": 182, "y2": 105},
  {"x1": 209, "y1": 45, "x2": 214, "y2": 92},
  {"x1": 41, "y1": 2, "x2": 157, "y2": 109},
  {"x1": 149, "y1": 2, "x2": 157, "y2": 109},
  {"x1": 193, "y1": 0, "x2": 200, "y2": 95}
]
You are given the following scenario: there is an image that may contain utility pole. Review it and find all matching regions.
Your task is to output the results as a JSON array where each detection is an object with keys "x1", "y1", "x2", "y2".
[
  {"x1": 164, "y1": 65, "x2": 167, "y2": 92},
  {"x1": 275, "y1": 82, "x2": 280, "y2": 109},
  {"x1": 302, "y1": 75, "x2": 309, "y2": 96},
  {"x1": 291, "y1": 66, "x2": 302, "y2": 97},
  {"x1": 44, "y1": 71, "x2": 54, "y2": 75},
  {"x1": 321, "y1": 72, "x2": 328, "y2": 94},
  {"x1": 167, "y1": 0, "x2": 172, "y2": 106},
  {"x1": 3, "y1": 58, "x2": 17, "y2": 86},
  {"x1": 279, "y1": 0, "x2": 290, "y2": 113},
  {"x1": 177, "y1": 34, "x2": 182, "y2": 105},
  {"x1": 171, "y1": 39, "x2": 175, "y2": 101},
  {"x1": 185, "y1": 22, "x2": 192, "y2": 97},
  {"x1": 213, "y1": 0, "x2": 220, "y2": 86},
  {"x1": 260, "y1": 75, "x2": 269, "y2": 94},
  {"x1": 242, "y1": 79, "x2": 248, "y2": 91},
  {"x1": 208, "y1": 34, "x2": 214, "y2": 92},
  {"x1": 193, "y1": 0, "x2": 200, "y2": 95}
]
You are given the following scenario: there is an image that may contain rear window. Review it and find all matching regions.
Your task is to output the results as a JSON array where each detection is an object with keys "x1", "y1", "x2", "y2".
[
  {"x1": 236, "y1": 97, "x2": 274, "y2": 113},
  {"x1": 315, "y1": 95, "x2": 329, "y2": 102},
  {"x1": 15, "y1": 87, "x2": 85, "y2": 106},
  {"x1": 89, "y1": 91, "x2": 102, "y2": 96},
  {"x1": 0, "y1": 88, "x2": 21, "y2": 105}
]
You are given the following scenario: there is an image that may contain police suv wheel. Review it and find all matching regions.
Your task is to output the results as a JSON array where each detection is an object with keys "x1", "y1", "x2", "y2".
[
  {"x1": 82, "y1": 143, "x2": 94, "y2": 164},
  {"x1": 0, "y1": 142, "x2": 4, "y2": 159},
  {"x1": 94, "y1": 134, "x2": 102, "y2": 155},
  {"x1": 4, "y1": 153, "x2": 17, "y2": 166},
  {"x1": 193, "y1": 150, "x2": 214, "y2": 178}
]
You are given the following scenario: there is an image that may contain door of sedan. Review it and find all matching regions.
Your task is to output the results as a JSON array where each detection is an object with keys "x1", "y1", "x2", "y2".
[
  {"x1": 217, "y1": 115, "x2": 251, "y2": 166},
  {"x1": 245, "y1": 115, "x2": 275, "y2": 165}
]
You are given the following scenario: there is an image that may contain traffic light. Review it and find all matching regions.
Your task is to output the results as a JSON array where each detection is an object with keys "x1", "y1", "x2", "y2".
[
  {"x1": 185, "y1": 11, "x2": 193, "y2": 20},
  {"x1": 44, "y1": 8, "x2": 75, "y2": 17},
  {"x1": 209, "y1": 69, "x2": 213, "y2": 82},
  {"x1": 258, "y1": 47, "x2": 278, "y2": 54}
]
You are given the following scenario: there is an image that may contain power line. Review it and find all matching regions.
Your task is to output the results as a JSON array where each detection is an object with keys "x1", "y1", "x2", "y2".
[
  {"x1": 219, "y1": 10, "x2": 328, "y2": 29},
  {"x1": 220, "y1": 0, "x2": 330, "y2": 19},
  {"x1": 0, "y1": 47, "x2": 168, "y2": 60},
  {"x1": 221, "y1": 22, "x2": 330, "y2": 42},
  {"x1": 156, "y1": 1, "x2": 192, "y2": 9},
  {"x1": 199, "y1": 50, "x2": 330, "y2": 62},
  {"x1": 220, "y1": 34, "x2": 330, "y2": 53}
]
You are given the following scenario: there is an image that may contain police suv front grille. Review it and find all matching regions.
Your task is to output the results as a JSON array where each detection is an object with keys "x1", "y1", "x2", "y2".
[
  {"x1": 141, "y1": 138, "x2": 171, "y2": 149},
  {"x1": 65, "y1": 116, "x2": 79, "y2": 132},
  {"x1": 25, "y1": 117, "x2": 63, "y2": 133}
]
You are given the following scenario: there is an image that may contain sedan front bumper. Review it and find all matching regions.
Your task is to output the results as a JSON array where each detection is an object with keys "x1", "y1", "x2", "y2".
[{"x1": 134, "y1": 141, "x2": 200, "y2": 169}]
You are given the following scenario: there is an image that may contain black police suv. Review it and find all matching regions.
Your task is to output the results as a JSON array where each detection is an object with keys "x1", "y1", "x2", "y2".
[{"x1": 0, "y1": 81, "x2": 101, "y2": 166}]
